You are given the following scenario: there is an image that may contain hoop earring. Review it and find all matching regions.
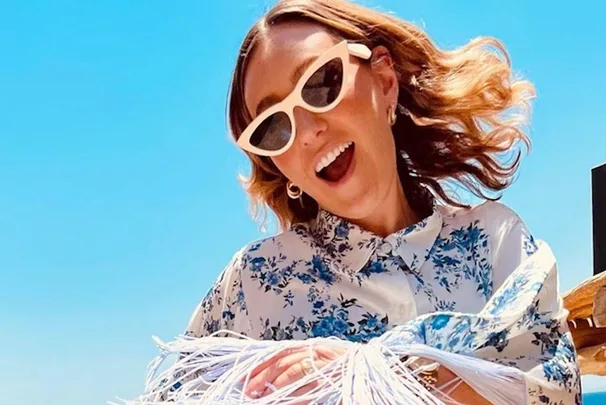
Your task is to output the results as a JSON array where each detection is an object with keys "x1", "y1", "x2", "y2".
[
  {"x1": 388, "y1": 104, "x2": 397, "y2": 126},
  {"x1": 286, "y1": 181, "x2": 302, "y2": 199}
]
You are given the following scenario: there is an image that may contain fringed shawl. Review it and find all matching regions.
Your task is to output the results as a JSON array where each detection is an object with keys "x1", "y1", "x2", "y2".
[{"x1": 118, "y1": 242, "x2": 580, "y2": 404}]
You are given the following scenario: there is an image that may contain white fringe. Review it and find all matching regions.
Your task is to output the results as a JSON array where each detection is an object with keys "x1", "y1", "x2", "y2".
[
  {"x1": 116, "y1": 243, "x2": 560, "y2": 405},
  {"x1": 115, "y1": 331, "x2": 524, "y2": 405}
]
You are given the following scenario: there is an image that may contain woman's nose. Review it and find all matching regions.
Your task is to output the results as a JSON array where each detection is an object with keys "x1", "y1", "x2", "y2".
[{"x1": 293, "y1": 107, "x2": 328, "y2": 147}]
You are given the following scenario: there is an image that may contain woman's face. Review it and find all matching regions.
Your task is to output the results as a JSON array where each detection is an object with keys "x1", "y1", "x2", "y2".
[{"x1": 243, "y1": 22, "x2": 401, "y2": 222}]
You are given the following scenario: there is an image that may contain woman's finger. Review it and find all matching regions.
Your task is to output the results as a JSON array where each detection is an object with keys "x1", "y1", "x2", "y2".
[
  {"x1": 247, "y1": 346, "x2": 307, "y2": 380},
  {"x1": 244, "y1": 349, "x2": 310, "y2": 397},
  {"x1": 250, "y1": 347, "x2": 305, "y2": 379},
  {"x1": 262, "y1": 357, "x2": 324, "y2": 395},
  {"x1": 283, "y1": 378, "x2": 322, "y2": 405}
]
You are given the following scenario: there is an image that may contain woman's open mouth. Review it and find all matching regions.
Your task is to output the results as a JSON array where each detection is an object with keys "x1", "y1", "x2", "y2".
[{"x1": 315, "y1": 142, "x2": 355, "y2": 184}]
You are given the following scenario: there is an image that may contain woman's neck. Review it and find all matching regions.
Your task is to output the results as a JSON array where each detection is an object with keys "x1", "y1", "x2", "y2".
[{"x1": 352, "y1": 180, "x2": 420, "y2": 238}]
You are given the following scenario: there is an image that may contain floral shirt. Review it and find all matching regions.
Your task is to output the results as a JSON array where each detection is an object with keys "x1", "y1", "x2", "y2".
[{"x1": 185, "y1": 201, "x2": 581, "y2": 404}]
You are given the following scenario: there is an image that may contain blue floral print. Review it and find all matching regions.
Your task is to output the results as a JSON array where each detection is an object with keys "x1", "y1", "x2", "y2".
[{"x1": 185, "y1": 201, "x2": 580, "y2": 404}]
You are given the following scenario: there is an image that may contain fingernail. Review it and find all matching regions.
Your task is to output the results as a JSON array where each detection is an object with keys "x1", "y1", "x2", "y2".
[{"x1": 248, "y1": 390, "x2": 261, "y2": 398}]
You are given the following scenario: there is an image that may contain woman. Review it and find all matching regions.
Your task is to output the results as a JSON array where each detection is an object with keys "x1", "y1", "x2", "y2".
[{"x1": 174, "y1": 0, "x2": 580, "y2": 403}]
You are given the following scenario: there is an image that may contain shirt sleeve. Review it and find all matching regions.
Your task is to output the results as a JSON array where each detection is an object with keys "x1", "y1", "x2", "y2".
[
  {"x1": 385, "y1": 233, "x2": 581, "y2": 405},
  {"x1": 486, "y1": 203, "x2": 581, "y2": 404},
  {"x1": 490, "y1": 202, "x2": 539, "y2": 294},
  {"x1": 185, "y1": 250, "x2": 249, "y2": 338},
  {"x1": 154, "y1": 250, "x2": 250, "y2": 401}
]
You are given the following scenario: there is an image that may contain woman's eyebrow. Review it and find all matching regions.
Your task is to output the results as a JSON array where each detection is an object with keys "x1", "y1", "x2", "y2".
[
  {"x1": 254, "y1": 54, "x2": 320, "y2": 116},
  {"x1": 290, "y1": 55, "x2": 318, "y2": 85}
]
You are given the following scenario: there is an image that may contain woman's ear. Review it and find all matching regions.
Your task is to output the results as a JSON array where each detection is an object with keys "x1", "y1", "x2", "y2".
[{"x1": 370, "y1": 46, "x2": 399, "y2": 105}]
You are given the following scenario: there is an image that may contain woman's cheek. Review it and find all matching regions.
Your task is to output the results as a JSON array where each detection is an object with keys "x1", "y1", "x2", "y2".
[{"x1": 272, "y1": 153, "x2": 309, "y2": 186}]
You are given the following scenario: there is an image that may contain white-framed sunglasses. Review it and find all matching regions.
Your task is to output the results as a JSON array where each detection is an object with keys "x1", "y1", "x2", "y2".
[{"x1": 236, "y1": 40, "x2": 372, "y2": 157}]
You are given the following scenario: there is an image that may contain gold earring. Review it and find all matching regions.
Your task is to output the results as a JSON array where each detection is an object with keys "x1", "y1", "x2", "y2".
[
  {"x1": 286, "y1": 181, "x2": 302, "y2": 199},
  {"x1": 388, "y1": 104, "x2": 397, "y2": 126}
]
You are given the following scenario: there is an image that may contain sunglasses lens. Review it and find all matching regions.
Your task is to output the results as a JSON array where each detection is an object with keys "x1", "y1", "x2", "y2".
[
  {"x1": 249, "y1": 111, "x2": 292, "y2": 152},
  {"x1": 301, "y1": 58, "x2": 343, "y2": 107}
]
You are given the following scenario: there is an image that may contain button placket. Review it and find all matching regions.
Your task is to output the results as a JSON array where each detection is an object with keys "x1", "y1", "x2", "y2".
[{"x1": 382, "y1": 258, "x2": 418, "y2": 323}]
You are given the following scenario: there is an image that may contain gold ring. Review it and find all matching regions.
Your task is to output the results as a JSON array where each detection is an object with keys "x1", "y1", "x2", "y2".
[{"x1": 301, "y1": 358, "x2": 314, "y2": 375}]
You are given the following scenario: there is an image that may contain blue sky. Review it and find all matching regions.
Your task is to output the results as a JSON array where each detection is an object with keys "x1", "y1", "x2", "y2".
[{"x1": 1, "y1": 1, "x2": 605, "y2": 404}]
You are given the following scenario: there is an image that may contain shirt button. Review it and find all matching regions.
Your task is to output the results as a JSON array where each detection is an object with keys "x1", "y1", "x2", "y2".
[{"x1": 379, "y1": 242, "x2": 392, "y2": 254}]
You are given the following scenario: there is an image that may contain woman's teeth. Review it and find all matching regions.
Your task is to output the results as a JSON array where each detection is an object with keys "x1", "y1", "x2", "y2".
[{"x1": 315, "y1": 142, "x2": 353, "y2": 173}]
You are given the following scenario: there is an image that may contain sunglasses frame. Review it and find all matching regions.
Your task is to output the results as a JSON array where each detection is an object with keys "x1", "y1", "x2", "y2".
[{"x1": 237, "y1": 41, "x2": 372, "y2": 157}]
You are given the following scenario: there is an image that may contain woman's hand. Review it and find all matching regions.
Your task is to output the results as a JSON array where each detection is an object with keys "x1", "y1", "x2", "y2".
[
  {"x1": 407, "y1": 357, "x2": 493, "y2": 405},
  {"x1": 242, "y1": 344, "x2": 345, "y2": 401},
  {"x1": 433, "y1": 366, "x2": 492, "y2": 405},
  {"x1": 241, "y1": 349, "x2": 492, "y2": 404}
]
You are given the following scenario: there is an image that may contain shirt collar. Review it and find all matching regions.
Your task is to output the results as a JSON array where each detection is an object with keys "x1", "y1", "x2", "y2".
[{"x1": 308, "y1": 204, "x2": 443, "y2": 274}]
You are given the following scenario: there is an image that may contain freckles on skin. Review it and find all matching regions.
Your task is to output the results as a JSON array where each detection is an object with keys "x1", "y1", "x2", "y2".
[
  {"x1": 243, "y1": 26, "x2": 338, "y2": 118},
  {"x1": 270, "y1": 65, "x2": 394, "y2": 217},
  {"x1": 268, "y1": 84, "x2": 359, "y2": 189},
  {"x1": 242, "y1": 23, "x2": 400, "y2": 223},
  {"x1": 269, "y1": 110, "x2": 324, "y2": 184}
]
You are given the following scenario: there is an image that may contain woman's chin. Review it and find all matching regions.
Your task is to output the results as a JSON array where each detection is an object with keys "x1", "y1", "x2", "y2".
[{"x1": 319, "y1": 188, "x2": 377, "y2": 220}]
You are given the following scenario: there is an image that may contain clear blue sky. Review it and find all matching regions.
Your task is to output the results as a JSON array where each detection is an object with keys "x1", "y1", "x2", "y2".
[{"x1": 1, "y1": 1, "x2": 605, "y2": 404}]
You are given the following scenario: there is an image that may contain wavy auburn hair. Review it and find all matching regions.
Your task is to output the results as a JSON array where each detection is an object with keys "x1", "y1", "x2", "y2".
[{"x1": 228, "y1": 0, "x2": 535, "y2": 230}]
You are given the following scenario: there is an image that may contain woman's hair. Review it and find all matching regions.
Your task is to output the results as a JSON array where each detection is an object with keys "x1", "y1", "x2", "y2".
[{"x1": 227, "y1": 0, "x2": 535, "y2": 230}]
